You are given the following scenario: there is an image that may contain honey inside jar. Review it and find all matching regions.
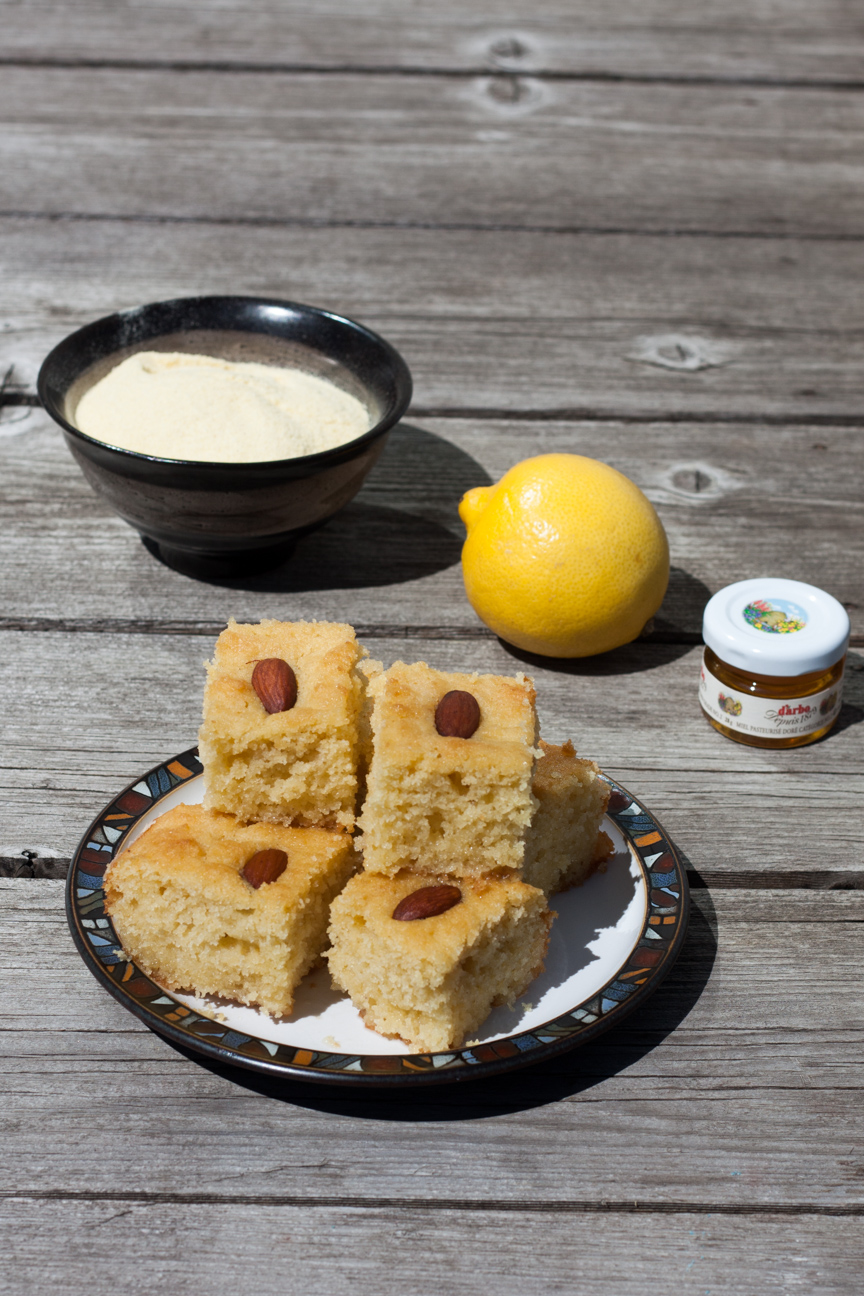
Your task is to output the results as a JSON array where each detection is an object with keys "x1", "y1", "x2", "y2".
[
  {"x1": 701, "y1": 646, "x2": 846, "y2": 749},
  {"x1": 698, "y1": 579, "x2": 850, "y2": 750}
]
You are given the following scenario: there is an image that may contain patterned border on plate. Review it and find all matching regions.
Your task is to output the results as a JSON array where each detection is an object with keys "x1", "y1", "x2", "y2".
[{"x1": 66, "y1": 748, "x2": 689, "y2": 1086}]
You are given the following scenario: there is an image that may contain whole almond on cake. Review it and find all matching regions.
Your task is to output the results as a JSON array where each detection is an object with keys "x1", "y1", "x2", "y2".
[
  {"x1": 199, "y1": 619, "x2": 367, "y2": 831},
  {"x1": 357, "y1": 660, "x2": 539, "y2": 878}
]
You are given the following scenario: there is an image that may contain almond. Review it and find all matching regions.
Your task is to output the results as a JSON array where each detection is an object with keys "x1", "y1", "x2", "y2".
[
  {"x1": 392, "y1": 884, "x2": 462, "y2": 921},
  {"x1": 242, "y1": 848, "x2": 288, "y2": 889},
  {"x1": 434, "y1": 690, "x2": 481, "y2": 739},
  {"x1": 252, "y1": 658, "x2": 297, "y2": 714}
]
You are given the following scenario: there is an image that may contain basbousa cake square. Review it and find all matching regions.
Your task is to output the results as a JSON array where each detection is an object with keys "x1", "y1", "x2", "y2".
[
  {"x1": 104, "y1": 803, "x2": 357, "y2": 1018},
  {"x1": 357, "y1": 660, "x2": 539, "y2": 877},
  {"x1": 199, "y1": 619, "x2": 366, "y2": 830},
  {"x1": 327, "y1": 869, "x2": 553, "y2": 1051},
  {"x1": 522, "y1": 739, "x2": 613, "y2": 895}
]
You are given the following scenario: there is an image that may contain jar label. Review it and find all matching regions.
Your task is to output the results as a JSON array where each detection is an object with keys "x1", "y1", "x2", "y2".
[{"x1": 699, "y1": 655, "x2": 843, "y2": 738}]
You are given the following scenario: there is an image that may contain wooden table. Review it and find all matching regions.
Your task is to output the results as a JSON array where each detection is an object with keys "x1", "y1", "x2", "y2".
[{"x1": 2, "y1": 3, "x2": 863, "y2": 1290}]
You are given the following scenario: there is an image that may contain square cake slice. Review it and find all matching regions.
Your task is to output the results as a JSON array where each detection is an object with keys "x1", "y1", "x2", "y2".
[
  {"x1": 104, "y1": 803, "x2": 357, "y2": 1018},
  {"x1": 199, "y1": 618, "x2": 366, "y2": 830},
  {"x1": 357, "y1": 660, "x2": 538, "y2": 877},
  {"x1": 522, "y1": 739, "x2": 613, "y2": 895},
  {"x1": 327, "y1": 870, "x2": 553, "y2": 1051}
]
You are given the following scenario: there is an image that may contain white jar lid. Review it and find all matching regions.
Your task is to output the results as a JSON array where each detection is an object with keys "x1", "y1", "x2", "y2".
[{"x1": 702, "y1": 578, "x2": 850, "y2": 677}]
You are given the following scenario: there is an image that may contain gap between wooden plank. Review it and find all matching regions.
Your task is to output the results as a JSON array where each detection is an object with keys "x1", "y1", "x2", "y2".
[
  {"x1": 2, "y1": 220, "x2": 862, "y2": 416},
  {"x1": 410, "y1": 408, "x2": 864, "y2": 426},
  {"x1": 5, "y1": 394, "x2": 864, "y2": 429},
  {"x1": 1, "y1": 620, "x2": 861, "y2": 649},
  {"x1": 0, "y1": 56, "x2": 863, "y2": 92},
  {"x1": 1, "y1": 1191, "x2": 861, "y2": 1216},
  {"x1": 0, "y1": 211, "x2": 862, "y2": 244},
  {"x1": 0, "y1": 617, "x2": 681, "y2": 640}
]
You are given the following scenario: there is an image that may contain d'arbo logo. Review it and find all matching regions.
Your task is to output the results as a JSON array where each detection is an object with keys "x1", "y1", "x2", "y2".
[{"x1": 743, "y1": 598, "x2": 807, "y2": 635}]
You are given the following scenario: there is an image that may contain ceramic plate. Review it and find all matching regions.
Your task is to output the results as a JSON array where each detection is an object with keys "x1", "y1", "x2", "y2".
[{"x1": 67, "y1": 748, "x2": 689, "y2": 1086}]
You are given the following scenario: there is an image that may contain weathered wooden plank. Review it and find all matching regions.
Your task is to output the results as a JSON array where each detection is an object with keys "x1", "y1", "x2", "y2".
[
  {"x1": 1, "y1": 220, "x2": 862, "y2": 420},
  {"x1": 2, "y1": 0, "x2": 863, "y2": 83},
  {"x1": 2, "y1": 412, "x2": 862, "y2": 639},
  {"x1": 1, "y1": 631, "x2": 862, "y2": 872},
  {"x1": 1, "y1": 68, "x2": 862, "y2": 237},
  {"x1": 0, "y1": 0, "x2": 858, "y2": 1278},
  {"x1": 7, "y1": 1017, "x2": 864, "y2": 1095},
  {"x1": 0, "y1": 1199, "x2": 861, "y2": 1296},
  {"x1": 2, "y1": 881, "x2": 863, "y2": 1207}
]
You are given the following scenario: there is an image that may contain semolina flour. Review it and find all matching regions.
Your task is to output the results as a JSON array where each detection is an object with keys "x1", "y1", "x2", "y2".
[{"x1": 74, "y1": 350, "x2": 370, "y2": 462}]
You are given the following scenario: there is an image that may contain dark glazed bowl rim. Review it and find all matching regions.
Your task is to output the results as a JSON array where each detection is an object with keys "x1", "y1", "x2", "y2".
[{"x1": 37, "y1": 294, "x2": 413, "y2": 472}]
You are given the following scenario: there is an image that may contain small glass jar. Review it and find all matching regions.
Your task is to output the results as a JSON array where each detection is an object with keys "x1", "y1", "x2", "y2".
[{"x1": 699, "y1": 578, "x2": 850, "y2": 749}]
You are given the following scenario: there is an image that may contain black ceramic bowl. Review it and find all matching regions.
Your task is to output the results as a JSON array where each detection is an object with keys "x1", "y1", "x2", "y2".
[{"x1": 38, "y1": 295, "x2": 413, "y2": 573}]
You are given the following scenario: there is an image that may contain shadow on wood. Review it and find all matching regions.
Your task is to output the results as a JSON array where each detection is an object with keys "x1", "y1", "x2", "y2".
[
  {"x1": 494, "y1": 569, "x2": 711, "y2": 674},
  {"x1": 159, "y1": 880, "x2": 717, "y2": 1122},
  {"x1": 828, "y1": 650, "x2": 864, "y2": 739},
  {"x1": 146, "y1": 423, "x2": 488, "y2": 590},
  {"x1": 654, "y1": 567, "x2": 713, "y2": 639}
]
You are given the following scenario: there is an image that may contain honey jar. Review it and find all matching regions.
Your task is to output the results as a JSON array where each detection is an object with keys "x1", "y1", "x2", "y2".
[{"x1": 699, "y1": 578, "x2": 850, "y2": 748}]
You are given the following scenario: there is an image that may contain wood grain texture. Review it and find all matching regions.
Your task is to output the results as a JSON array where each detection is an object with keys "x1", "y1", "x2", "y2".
[
  {"x1": 2, "y1": 0, "x2": 863, "y2": 82},
  {"x1": 2, "y1": 413, "x2": 862, "y2": 636},
  {"x1": 1, "y1": 1199, "x2": 862, "y2": 1296},
  {"x1": 1, "y1": 67, "x2": 862, "y2": 236},
  {"x1": 2, "y1": 220, "x2": 864, "y2": 418},
  {"x1": 0, "y1": 0, "x2": 861, "y2": 1280},
  {"x1": 2, "y1": 880, "x2": 864, "y2": 1208},
  {"x1": 1, "y1": 630, "x2": 861, "y2": 873}
]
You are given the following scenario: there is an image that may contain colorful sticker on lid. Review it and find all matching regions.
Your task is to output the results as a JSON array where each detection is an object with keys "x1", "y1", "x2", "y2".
[{"x1": 742, "y1": 598, "x2": 808, "y2": 635}]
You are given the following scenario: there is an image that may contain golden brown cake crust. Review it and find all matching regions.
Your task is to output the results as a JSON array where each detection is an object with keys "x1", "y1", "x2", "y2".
[
  {"x1": 105, "y1": 804, "x2": 351, "y2": 908},
  {"x1": 327, "y1": 868, "x2": 553, "y2": 1050},
  {"x1": 201, "y1": 619, "x2": 362, "y2": 728},
  {"x1": 358, "y1": 660, "x2": 539, "y2": 877},
  {"x1": 533, "y1": 738, "x2": 584, "y2": 788},
  {"x1": 522, "y1": 738, "x2": 612, "y2": 895},
  {"x1": 198, "y1": 619, "x2": 367, "y2": 830},
  {"x1": 368, "y1": 660, "x2": 537, "y2": 775},
  {"x1": 104, "y1": 803, "x2": 357, "y2": 1017},
  {"x1": 329, "y1": 869, "x2": 545, "y2": 961}
]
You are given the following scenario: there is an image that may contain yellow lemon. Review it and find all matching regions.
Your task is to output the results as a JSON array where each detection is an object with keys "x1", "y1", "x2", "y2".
[{"x1": 458, "y1": 454, "x2": 669, "y2": 657}]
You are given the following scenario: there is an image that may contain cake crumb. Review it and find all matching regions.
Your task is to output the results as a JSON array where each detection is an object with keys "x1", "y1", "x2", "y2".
[
  {"x1": 103, "y1": 802, "x2": 356, "y2": 1019},
  {"x1": 327, "y1": 869, "x2": 554, "y2": 1052},
  {"x1": 522, "y1": 739, "x2": 611, "y2": 896},
  {"x1": 199, "y1": 618, "x2": 365, "y2": 832},
  {"x1": 357, "y1": 660, "x2": 538, "y2": 878},
  {"x1": 323, "y1": 1035, "x2": 341, "y2": 1049}
]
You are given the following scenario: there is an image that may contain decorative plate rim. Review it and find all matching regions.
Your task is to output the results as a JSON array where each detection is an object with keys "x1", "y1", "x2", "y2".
[{"x1": 66, "y1": 747, "x2": 690, "y2": 1087}]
